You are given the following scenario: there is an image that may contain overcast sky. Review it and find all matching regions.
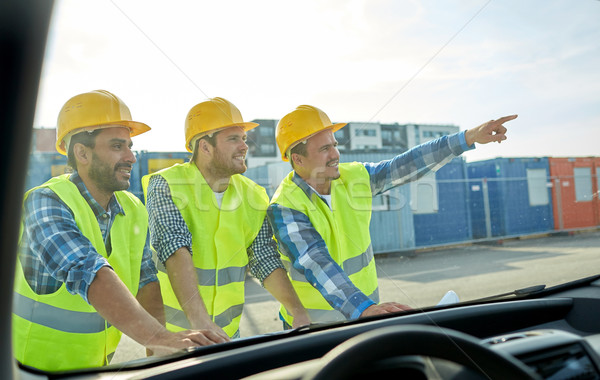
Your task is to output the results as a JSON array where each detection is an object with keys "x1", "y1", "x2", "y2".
[{"x1": 33, "y1": 0, "x2": 600, "y2": 162}]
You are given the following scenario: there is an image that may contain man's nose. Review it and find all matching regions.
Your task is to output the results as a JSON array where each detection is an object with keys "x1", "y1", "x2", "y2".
[{"x1": 125, "y1": 146, "x2": 136, "y2": 163}]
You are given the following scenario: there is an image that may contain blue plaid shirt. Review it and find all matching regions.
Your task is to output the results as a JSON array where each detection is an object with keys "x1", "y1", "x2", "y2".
[
  {"x1": 18, "y1": 172, "x2": 157, "y2": 304},
  {"x1": 146, "y1": 175, "x2": 283, "y2": 284},
  {"x1": 267, "y1": 131, "x2": 473, "y2": 319}
]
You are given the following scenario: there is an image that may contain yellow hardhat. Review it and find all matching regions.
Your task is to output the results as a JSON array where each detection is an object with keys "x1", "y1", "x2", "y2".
[
  {"x1": 56, "y1": 90, "x2": 150, "y2": 155},
  {"x1": 276, "y1": 105, "x2": 347, "y2": 161},
  {"x1": 184, "y1": 97, "x2": 259, "y2": 153}
]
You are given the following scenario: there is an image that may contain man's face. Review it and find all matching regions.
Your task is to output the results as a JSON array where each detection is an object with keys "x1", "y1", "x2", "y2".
[
  {"x1": 210, "y1": 126, "x2": 248, "y2": 177},
  {"x1": 298, "y1": 129, "x2": 340, "y2": 181},
  {"x1": 88, "y1": 127, "x2": 136, "y2": 193}
]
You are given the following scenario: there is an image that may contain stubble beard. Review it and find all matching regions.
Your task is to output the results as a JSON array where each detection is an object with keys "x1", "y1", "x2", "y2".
[{"x1": 89, "y1": 153, "x2": 130, "y2": 193}]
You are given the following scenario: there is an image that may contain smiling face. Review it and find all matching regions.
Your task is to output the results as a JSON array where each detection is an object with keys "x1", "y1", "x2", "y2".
[
  {"x1": 292, "y1": 129, "x2": 340, "y2": 194},
  {"x1": 210, "y1": 126, "x2": 249, "y2": 177},
  {"x1": 86, "y1": 127, "x2": 136, "y2": 193}
]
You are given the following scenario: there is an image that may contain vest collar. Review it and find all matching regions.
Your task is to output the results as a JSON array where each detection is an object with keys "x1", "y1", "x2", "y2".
[{"x1": 70, "y1": 171, "x2": 125, "y2": 217}]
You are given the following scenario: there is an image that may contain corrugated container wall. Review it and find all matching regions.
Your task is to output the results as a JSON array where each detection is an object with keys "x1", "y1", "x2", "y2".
[
  {"x1": 412, "y1": 158, "x2": 472, "y2": 247},
  {"x1": 133, "y1": 151, "x2": 191, "y2": 202},
  {"x1": 548, "y1": 157, "x2": 599, "y2": 230},
  {"x1": 467, "y1": 157, "x2": 554, "y2": 239}
]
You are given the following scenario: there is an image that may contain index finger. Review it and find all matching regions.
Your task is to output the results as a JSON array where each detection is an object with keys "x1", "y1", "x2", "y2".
[{"x1": 494, "y1": 114, "x2": 518, "y2": 125}]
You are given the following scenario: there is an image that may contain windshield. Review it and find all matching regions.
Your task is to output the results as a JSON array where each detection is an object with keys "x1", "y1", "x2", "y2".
[{"x1": 17, "y1": 0, "x2": 600, "y2": 373}]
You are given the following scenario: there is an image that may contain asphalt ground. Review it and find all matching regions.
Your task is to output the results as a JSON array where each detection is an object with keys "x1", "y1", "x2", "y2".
[{"x1": 112, "y1": 229, "x2": 600, "y2": 364}]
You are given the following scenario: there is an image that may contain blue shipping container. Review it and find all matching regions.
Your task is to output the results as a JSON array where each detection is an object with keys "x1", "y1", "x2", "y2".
[
  {"x1": 412, "y1": 158, "x2": 472, "y2": 247},
  {"x1": 467, "y1": 157, "x2": 554, "y2": 239},
  {"x1": 25, "y1": 152, "x2": 69, "y2": 192},
  {"x1": 133, "y1": 151, "x2": 191, "y2": 201}
]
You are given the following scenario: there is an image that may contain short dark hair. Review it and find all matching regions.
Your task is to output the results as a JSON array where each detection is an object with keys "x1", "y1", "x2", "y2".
[
  {"x1": 66, "y1": 129, "x2": 103, "y2": 169},
  {"x1": 191, "y1": 131, "x2": 220, "y2": 162},
  {"x1": 289, "y1": 141, "x2": 307, "y2": 170}
]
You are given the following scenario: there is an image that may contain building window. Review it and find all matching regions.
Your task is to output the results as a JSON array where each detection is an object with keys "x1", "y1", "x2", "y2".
[
  {"x1": 259, "y1": 126, "x2": 273, "y2": 136},
  {"x1": 526, "y1": 168, "x2": 549, "y2": 206},
  {"x1": 574, "y1": 167, "x2": 593, "y2": 202},
  {"x1": 356, "y1": 129, "x2": 376, "y2": 137},
  {"x1": 260, "y1": 144, "x2": 276, "y2": 155}
]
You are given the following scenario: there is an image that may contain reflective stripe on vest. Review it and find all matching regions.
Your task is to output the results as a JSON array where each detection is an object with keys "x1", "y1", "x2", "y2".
[
  {"x1": 156, "y1": 262, "x2": 247, "y2": 287},
  {"x1": 142, "y1": 162, "x2": 267, "y2": 337},
  {"x1": 13, "y1": 293, "x2": 109, "y2": 333},
  {"x1": 271, "y1": 163, "x2": 379, "y2": 325},
  {"x1": 12, "y1": 175, "x2": 147, "y2": 372}
]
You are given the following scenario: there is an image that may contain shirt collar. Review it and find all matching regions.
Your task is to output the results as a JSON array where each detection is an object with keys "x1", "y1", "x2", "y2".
[
  {"x1": 292, "y1": 172, "x2": 331, "y2": 204},
  {"x1": 69, "y1": 171, "x2": 125, "y2": 217}
]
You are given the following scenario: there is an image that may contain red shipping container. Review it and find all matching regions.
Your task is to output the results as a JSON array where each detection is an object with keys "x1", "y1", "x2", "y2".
[{"x1": 548, "y1": 157, "x2": 599, "y2": 230}]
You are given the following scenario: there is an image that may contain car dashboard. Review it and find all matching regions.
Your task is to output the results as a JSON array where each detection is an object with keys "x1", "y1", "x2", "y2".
[{"x1": 30, "y1": 275, "x2": 600, "y2": 380}]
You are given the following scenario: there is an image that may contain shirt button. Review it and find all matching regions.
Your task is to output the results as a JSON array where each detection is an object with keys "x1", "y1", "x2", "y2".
[{"x1": 102, "y1": 214, "x2": 109, "y2": 219}]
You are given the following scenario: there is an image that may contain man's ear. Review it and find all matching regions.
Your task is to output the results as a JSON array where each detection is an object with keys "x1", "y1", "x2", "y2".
[
  {"x1": 198, "y1": 139, "x2": 213, "y2": 156},
  {"x1": 291, "y1": 153, "x2": 303, "y2": 167},
  {"x1": 73, "y1": 143, "x2": 90, "y2": 166}
]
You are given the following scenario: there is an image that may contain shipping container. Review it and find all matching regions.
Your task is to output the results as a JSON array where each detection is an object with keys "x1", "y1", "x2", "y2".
[
  {"x1": 25, "y1": 152, "x2": 69, "y2": 191},
  {"x1": 548, "y1": 157, "x2": 599, "y2": 230},
  {"x1": 467, "y1": 157, "x2": 554, "y2": 239},
  {"x1": 343, "y1": 152, "x2": 416, "y2": 252},
  {"x1": 132, "y1": 151, "x2": 191, "y2": 201},
  {"x1": 411, "y1": 158, "x2": 472, "y2": 247}
]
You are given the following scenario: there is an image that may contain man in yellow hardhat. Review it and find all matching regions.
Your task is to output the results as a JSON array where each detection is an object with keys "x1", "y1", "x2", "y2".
[
  {"x1": 142, "y1": 97, "x2": 309, "y2": 339},
  {"x1": 13, "y1": 90, "x2": 227, "y2": 372},
  {"x1": 268, "y1": 104, "x2": 517, "y2": 327}
]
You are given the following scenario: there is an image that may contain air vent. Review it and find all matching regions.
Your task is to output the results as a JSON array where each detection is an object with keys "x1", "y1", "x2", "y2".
[{"x1": 518, "y1": 343, "x2": 599, "y2": 380}]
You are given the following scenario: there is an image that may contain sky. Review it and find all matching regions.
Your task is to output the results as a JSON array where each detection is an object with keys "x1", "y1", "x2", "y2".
[{"x1": 33, "y1": 0, "x2": 600, "y2": 162}]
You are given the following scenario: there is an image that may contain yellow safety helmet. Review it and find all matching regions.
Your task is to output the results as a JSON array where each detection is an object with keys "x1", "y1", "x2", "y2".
[
  {"x1": 184, "y1": 97, "x2": 259, "y2": 153},
  {"x1": 56, "y1": 90, "x2": 150, "y2": 155},
  {"x1": 276, "y1": 105, "x2": 347, "y2": 161}
]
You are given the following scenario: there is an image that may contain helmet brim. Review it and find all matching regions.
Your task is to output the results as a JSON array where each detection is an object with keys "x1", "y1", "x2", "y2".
[
  {"x1": 282, "y1": 122, "x2": 347, "y2": 162},
  {"x1": 186, "y1": 122, "x2": 259, "y2": 152},
  {"x1": 56, "y1": 120, "x2": 151, "y2": 155}
]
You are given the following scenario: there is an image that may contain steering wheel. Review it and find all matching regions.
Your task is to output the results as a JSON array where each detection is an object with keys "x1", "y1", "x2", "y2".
[{"x1": 303, "y1": 325, "x2": 541, "y2": 380}]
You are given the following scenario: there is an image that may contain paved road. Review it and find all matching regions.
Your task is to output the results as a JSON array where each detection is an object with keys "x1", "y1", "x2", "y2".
[
  {"x1": 240, "y1": 229, "x2": 600, "y2": 336},
  {"x1": 112, "y1": 229, "x2": 600, "y2": 363}
]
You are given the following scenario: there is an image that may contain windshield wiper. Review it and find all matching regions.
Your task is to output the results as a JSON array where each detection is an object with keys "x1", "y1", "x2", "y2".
[{"x1": 473, "y1": 284, "x2": 546, "y2": 302}]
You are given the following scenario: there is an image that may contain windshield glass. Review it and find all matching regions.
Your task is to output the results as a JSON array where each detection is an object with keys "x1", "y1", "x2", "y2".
[{"x1": 17, "y1": 0, "x2": 600, "y2": 373}]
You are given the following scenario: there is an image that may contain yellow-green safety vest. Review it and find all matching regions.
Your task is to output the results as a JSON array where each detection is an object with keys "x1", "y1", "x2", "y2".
[
  {"x1": 271, "y1": 162, "x2": 379, "y2": 325},
  {"x1": 12, "y1": 174, "x2": 148, "y2": 372},
  {"x1": 142, "y1": 162, "x2": 267, "y2": 337}
]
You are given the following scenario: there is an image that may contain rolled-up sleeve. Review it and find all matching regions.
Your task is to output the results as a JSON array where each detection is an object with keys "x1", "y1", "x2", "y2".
[
  {"x1": 146, "y1": 175, "x2": 193, "y2": 263},
  {"x1": 21, "y1": 188, "x2": 110, "y2": 304}
]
